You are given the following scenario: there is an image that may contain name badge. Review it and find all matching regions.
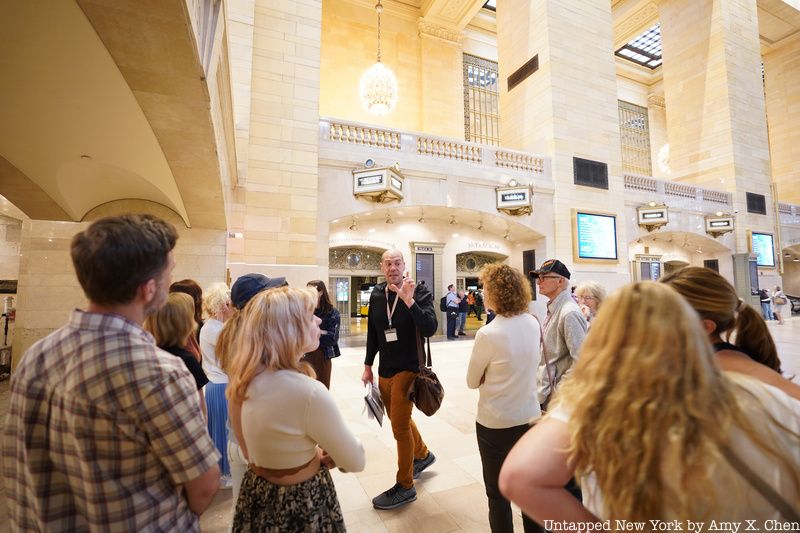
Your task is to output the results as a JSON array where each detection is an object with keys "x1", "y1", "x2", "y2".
[{"x1": 384, "y1": 328, "x2": 398, "y2": 343}]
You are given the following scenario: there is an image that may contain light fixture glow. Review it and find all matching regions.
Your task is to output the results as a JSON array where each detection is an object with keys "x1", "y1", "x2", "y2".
[{"x1": 359, "y1": 1, "x2": 398, "y2": 115}]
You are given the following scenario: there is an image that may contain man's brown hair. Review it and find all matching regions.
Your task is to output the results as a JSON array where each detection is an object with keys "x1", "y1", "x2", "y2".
[{"x1": 71, "y1": 214, "x2": 178, "y2": 306}]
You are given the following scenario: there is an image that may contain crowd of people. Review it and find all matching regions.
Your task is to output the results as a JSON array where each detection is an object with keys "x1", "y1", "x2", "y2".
[{"x1": 2, "y1": 213, "x2": 798, "y2": 532}]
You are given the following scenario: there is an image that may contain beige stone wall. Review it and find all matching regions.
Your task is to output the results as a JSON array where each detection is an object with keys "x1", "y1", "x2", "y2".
[
  {"x1": 227, "y1": 0, "x2": 324, "y2": 278},
  {"x1": 498, "y1": 0, "x2": 628, "y2": 278},
  {"x1": 660, "y1": 0, "x2": 776, "y2": 255},
  {"x1": 660, "y1": 0, "x2": 772, "y2": 194},
  {"x1": 11, "y1": 201, "x2": 226, "y2": 367},
  {"x1": 764, "y1": 34, "x2": 800, "y2": 205}
]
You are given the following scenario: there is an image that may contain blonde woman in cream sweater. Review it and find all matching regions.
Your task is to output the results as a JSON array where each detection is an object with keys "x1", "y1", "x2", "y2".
[{"x1": 227, "y1": 286, "x2": 365, "y2": 532}]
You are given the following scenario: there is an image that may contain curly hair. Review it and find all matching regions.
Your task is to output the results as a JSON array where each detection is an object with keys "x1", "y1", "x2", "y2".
[
  {"x1": 660, "y1": 266, "x2": 780, "y2": 372},
  {"x1": 555, "y1": 282, "x2": 799, "y2": 519},
  {"x1": 203, "y1": 282, "x2": 231, "y2": 317},
  {"x1": 479, "y1": 263, "x2": 531, "y2": 316}
]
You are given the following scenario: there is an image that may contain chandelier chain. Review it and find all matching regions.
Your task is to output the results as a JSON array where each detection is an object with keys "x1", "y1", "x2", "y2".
[{"x1": 376, "y1": 1, "x2": 382, "y2": 62}]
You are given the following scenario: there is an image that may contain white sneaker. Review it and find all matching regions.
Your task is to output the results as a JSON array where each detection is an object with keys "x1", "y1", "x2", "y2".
[{"x1": 220, "y1": 474, "x2": 233, "y2": 489}]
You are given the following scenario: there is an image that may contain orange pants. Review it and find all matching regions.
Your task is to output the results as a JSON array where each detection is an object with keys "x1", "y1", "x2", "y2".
[{"x1": 379, "y1": 370, "x2": 429, "y2": 489}]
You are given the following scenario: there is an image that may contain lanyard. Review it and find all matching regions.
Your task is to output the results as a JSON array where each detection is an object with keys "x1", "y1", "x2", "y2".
[{"x1": 386, "y1": 287, "x2": 399, "y2": 328}]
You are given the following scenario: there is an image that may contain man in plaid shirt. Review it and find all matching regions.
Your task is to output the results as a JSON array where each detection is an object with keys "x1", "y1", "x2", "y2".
[{"x1": 2, "y1": 215, "x2": 221, "y2": 532}]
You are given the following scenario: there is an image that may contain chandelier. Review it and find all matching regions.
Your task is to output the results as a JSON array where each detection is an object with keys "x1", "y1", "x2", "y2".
[{"x1": 359, "y1": 1, "x2": 398, "y2": 115}]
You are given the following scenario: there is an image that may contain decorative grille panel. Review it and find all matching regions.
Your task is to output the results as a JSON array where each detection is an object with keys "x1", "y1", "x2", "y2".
[
  {"x1": 464, "y1": 54, "x2": 500, "y2": 146},
  {"x1": 618, "y1": 100, "x2": 652, "y2": 176}
]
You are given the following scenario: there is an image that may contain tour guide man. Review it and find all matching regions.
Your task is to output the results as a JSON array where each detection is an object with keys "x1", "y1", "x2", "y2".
[{"x1": 362, "y1": 248, "x2": 438, "y2": 510}]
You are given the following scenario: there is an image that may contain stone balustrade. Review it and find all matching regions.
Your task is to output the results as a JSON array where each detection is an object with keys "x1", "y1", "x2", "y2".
[
  {"x1": 624, "y1": 173, "x2": 733, "y2": 212},
  {"x1": 779, "y1": 203, "x2": 800, "y2": 226},
  {"x1": 327, "y1": 121, "x2": 402, "y2": 150},
  {"x1": 320, "y1": 117, "x2": 547, "y2": 180}
]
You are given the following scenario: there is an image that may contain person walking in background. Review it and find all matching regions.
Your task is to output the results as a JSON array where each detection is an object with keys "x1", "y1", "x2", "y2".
[
  {"x1": 499, "y1": 282, "x2": 800, "y2": 522},
  {"x1": 218, "y1": 273, "x2": 287, "y2": 509},
  {"x1": 170, "y1": 279, "x2": 205, "y2": 361},
  {"x1": 304, "y1": 280, "x2": 341, "y2": 389},
  {"x1": 2, "y1": 215, "x2": 220, "y2": 531},
  {"x1": 574, "y1": 281, "x2": 606, "y2": 326},
  {"x1": 199, "y1": 282, "x2": 236, "y2": 488},
  {"x1": 467, "y1": 264, "x2": 542, "y2": 533},
  {"x1": 773, "y1": 285, "x2": 788, "y2": 325},
  {"x1": 662, "y1": 267, "x2": 800, "y2": 400},
  {"x1": 475, "y1": 288, "x2": 484, "y2": 320},
  {"x1": 145, "y1": 292, "x2": 209, "y2": 418},
  {"x1": 467, "y1": 290, "x2": 477, "y2": 317},
  {"x1": 227, "y1": 286, "x2": 365, "y2": 531},
  {"x1": 457, "y1": 289, "x2": 469, "y2": 336},
  {"x1": 445, "y1": 284, "x2": 460, "y2": 340},
  {"x1": 362, "y1": 249, "x2": 438, "y2": 510},
  {"x1": 759, "y1": 288, "x2": 773, "y2": 320}
]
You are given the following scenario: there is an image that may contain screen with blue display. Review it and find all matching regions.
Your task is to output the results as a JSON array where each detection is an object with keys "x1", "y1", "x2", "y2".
[
  {"x1": 751, "y1": 232, "x2": 775, "y2": 267},
  {"x1": 576, "y1": 212, "x2": 618, "y2": 260}
]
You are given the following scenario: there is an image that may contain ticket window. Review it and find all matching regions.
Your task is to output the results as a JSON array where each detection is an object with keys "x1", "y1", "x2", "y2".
[{"x1": 633, "y1": 255, "x2": 662, "y2": 281}]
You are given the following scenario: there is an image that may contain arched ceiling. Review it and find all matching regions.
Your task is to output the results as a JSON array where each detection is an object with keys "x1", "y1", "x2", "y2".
[{"x1": 0, "y1": 0, "x2": 188, "y2": 223}]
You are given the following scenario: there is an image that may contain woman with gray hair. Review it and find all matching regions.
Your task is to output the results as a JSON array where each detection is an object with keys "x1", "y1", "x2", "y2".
[{"x1": 574, "y1": 280, "x2": 606, "y2": 325}]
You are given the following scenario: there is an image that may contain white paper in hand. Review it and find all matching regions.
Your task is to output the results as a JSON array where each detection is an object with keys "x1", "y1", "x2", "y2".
[{"x1": 364, "y1": 381, "x2": 385, "y2": 427}]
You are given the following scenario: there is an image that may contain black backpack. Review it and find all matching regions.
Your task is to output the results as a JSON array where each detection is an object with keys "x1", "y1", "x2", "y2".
[{"x1": 439, "y1": 295, "x2": 448, "y2": 312}]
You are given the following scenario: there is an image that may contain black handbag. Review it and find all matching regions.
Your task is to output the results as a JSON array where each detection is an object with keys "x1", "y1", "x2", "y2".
[{"x1": 408, "y1": 329, "x2": 444, "y2": 416}]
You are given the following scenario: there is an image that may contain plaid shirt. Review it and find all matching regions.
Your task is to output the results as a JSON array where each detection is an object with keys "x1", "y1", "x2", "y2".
[{"x1": 2, "y1": 310, "x2": 220, "y2": 532}]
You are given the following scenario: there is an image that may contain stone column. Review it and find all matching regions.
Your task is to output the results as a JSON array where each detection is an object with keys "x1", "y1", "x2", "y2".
[
  {"x1": 647, "y1": 93, "x2": 669, "y2": 179},
  {"x1": 231, "y1": 0, "x2": 327, "y2": 286},
  {"x1": 418, "y1": 20, "x2": 464, "y2": 139},
  {"x1": 764, "y1": 35, "x2": 800, "y2": 205},
  {"x1": 659, "y1": 0, "x2": 775, "y2": 252},
  {"x1": 497, "y1": 0, "x2": 627, "y2": 276}
]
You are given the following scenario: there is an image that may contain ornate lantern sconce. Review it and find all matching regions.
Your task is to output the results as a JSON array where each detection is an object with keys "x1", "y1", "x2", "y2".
[
  {"x1": 352, "y1": 160, "x2": 404, "y2": 203},
  {"x1": 705, "y1": 211, "x2": 735, "y2": 238},
  {"x1": 496, "y1": 179, "x2": 533, "y2": 216},
  {"x1": 637, "y1": 202, "x2": 669, "y2": 232}
]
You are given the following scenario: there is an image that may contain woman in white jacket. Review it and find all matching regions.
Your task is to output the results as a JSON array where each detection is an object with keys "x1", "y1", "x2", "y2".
[{"x1": 467, "y1": 263, "x2": 542, "y2": 533}]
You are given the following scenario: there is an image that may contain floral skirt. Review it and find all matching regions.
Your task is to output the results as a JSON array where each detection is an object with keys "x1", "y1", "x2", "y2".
[{"x1": 232, "y1": 466, "x2": 346, "y2": 532}]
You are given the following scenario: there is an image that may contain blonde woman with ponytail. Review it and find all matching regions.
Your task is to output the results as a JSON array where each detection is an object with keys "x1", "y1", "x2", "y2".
[
  {"x1": 227, "y1": 286, "x2": 365, "y2": 532},
  {"x1": 499, "y1": 282, "x2": 800, "y2": 522},
  {"x1": 661, "y1": 267, "x2": 800, "y2": 401}
]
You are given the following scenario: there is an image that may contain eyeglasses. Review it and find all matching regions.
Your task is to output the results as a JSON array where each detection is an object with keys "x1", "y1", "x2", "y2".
[
  {"x1": 535, "y1": 275, "x2": 562, "y2": 283},
  {"x1": 576, "y1": 295, "x2": 596, "y2": 301}
]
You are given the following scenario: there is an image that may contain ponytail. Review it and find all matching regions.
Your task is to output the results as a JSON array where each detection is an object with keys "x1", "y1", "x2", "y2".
[{"x1": 732, "y1": 304, "x2": 781, "y2": 373}]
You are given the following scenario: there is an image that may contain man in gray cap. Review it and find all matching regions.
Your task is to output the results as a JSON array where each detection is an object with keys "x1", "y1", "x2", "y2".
[{"x1": 529, "y1": 259, "x2": 587, "y2": 411}]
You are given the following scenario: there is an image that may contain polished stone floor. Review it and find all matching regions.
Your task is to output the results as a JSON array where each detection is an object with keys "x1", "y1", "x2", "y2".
[{"x1": 0, "y1": 317, "x2": 797, "y2": 532}]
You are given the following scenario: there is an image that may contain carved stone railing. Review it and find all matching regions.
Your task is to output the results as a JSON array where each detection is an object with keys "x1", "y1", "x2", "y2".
[
  {"x1": 320, "y1": 117, "x2": 548, "y2": 180},
  {"x1": 416, "y1": 136, "x2": 482, "y2": 163},
  {"x1": 328, "y1": 121, "x2": 401, "y2": 150},
  {"x1": 623, "y1": 174, "x2": 657, "y2": 193},
  {"x1": 624, "y1": 173, "x2": 733, "y2": 211},
  {"x1": 495, "y1": 150, "x2": 545, "y2": 174},
  {"x1": 778, "y1": 202, "x2": 800, "y2": 225}
]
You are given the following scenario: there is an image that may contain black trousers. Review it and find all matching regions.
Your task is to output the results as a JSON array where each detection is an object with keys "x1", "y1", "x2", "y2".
[
  {"x1": 476, "y1": 422, "x2": 543, "y2": 533},
  {"x1": 446, "y1": 309, "x2": 458, "y2": 337}
]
